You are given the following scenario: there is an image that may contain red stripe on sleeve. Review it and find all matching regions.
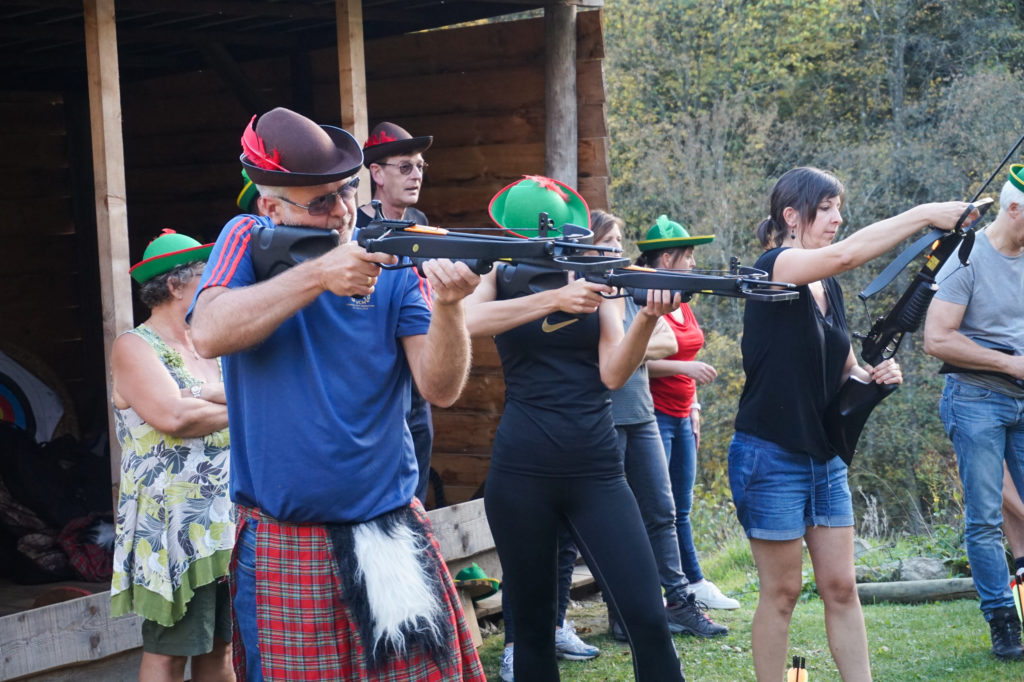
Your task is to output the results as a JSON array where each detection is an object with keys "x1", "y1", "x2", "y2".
[{"x1": 207, "y1": 217, "x2": 256, "y2": 287}]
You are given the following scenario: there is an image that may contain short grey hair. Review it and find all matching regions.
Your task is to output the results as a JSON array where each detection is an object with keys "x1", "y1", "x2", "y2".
[
  {"x1": 1000, "y1": 178, "x2": 1024, "y2": 211},
  {"x1": 137, "y1": 261, "x2": 205, "y2": 309}
]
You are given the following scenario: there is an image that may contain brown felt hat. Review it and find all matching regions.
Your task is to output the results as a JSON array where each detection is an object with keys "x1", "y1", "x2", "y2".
[
  {"x1": 240, "y1": 107, "x2": 363, "y2": 187},
  {"x1": 362, "y1": 121, "x2": 433, "y2": 168}
]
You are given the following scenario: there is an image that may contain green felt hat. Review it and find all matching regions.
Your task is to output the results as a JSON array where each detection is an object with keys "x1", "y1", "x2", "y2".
[
  {"x1": 488, "y1": 175, "x2": 590, "y2": 237},
  {"x1": 237, "y1": 168, "x2": 259, "y2": 212},
  {"x1": 454, "y1": 562, "x2": 501, "y2": 602},
  {"x1": 130, "y1": 229, "x2": 213, "y2": 283},
  {"x1": 636, "y1": 214, "x2": 714, "y2": 251},
  {"x1": 1010, "y1": 164, "x2": 1024, "y2": 193}
]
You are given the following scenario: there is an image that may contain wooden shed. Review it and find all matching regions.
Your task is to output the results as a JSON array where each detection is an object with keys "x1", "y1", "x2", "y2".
[{"x1": 0, "y1": 0, "x2": 609, "y2": 677}]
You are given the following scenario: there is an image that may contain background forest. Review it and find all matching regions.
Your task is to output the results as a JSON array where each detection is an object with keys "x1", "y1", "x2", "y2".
[{"x1": 600, "y1": 0, "x2": 1024, "y2": 538}]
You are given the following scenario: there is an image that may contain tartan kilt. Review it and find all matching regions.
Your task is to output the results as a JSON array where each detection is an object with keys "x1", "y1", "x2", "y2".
[{"x1": 231, "y1": 500, "x2": 485, "y2": 681}]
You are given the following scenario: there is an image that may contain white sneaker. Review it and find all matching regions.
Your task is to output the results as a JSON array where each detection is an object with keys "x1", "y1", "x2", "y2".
[
  {"x1": 554, "y1": 619, "x2": 600, "y2": 660},
  {"x1": 688, "y1": 579, "x2": 740, "y2": 610},
  {"x1": 500, "y1": 644, "x2": 514, "y2": 682}
]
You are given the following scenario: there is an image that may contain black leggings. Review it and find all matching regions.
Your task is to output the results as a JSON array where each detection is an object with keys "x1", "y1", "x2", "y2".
[{"x1": 485, "y1": 469, "x2": 684, "y2": 682}]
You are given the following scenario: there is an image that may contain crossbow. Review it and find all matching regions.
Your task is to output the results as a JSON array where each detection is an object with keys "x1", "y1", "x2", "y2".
[
  {"x1": 249, "y1": 201, "x2": 627, "y2": 281},
  {"x1": 251, "y1": 201, "x2": 799, "y2": 303},
  {"x1": 824, "y1": 133, "x2": 1024, "y2": 464}
]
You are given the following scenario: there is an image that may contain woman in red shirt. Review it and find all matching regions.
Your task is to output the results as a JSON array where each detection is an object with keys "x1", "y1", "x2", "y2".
[{"x1": 641, "y1": 215, "x2": 740, "y2": 611}]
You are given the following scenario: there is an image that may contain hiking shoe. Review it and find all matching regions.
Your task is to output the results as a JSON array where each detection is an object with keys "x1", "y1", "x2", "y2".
[
  {"x1": 608, "y1": 613, "x2": 627, "y2": 642},
  {"x1": 688, "y1": 579, "x2": 740, "y2": 610},
  {"x1": 554, "y1": 619, "x2": 600, "y2": 660},
  {"x1": 666, "y1": 596, "x2": 728, "y2": 637},
  {"x1": 989, "y1": 606, "x2": 1024, "y2": 660}
]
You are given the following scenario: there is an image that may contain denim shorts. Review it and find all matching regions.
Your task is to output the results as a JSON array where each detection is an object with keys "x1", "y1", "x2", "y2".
[{"x1": 728, "y1": 431, "x2": 853, "y2": 540}]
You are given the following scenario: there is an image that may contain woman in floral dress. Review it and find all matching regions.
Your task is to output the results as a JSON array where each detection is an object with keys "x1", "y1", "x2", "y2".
[{"x1": 110, "y1": 230, "x2": 234, "y2": 682}]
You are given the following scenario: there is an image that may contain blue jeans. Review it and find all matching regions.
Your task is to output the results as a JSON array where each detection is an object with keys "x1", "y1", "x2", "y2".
[
  {"x1": 618, "y1": 420, "x2": 690, "y2": 603},
  {"x1": 234, "y1": 522, "x2": 265, "y2": 681},
  {"x1": 655, "y1": 410, "x2": 703, "y2": 583},
  {"x1": 941, "y1": 377, "x2": 1024, "y2": 617}
]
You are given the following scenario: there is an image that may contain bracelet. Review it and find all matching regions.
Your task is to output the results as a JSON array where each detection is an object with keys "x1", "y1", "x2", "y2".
[
  {"x1": 190, "y1": 383, "x2": 203, "y2": 399},
  {"x1": 691, "y1": 402, "x2": 702, "y2": 411}
]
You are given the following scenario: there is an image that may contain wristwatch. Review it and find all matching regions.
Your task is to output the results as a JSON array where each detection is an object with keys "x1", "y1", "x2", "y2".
[{"x1": 190, "y1": 384, "x2": 203, "y2": 399}]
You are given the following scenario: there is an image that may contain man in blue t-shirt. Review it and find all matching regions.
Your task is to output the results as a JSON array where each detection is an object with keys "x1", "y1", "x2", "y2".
[
  {"x1": 188, "y1": 107, "x2": 485, "y2": 681},
  {"x1": 925, "y1": 164, "x2": 1024, "y2": 662}
]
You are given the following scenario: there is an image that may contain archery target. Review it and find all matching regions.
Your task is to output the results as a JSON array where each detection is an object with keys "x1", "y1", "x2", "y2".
[{"x1": 0, "y1": 371, "x2": 36, "y2": 437}]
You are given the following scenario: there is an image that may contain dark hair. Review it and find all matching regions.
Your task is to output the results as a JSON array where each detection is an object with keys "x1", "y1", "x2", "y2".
[
  {"x1": 756, "y1": 167, "x2": 845, "y2": 249},
  {"x1": 635, "y1": 246, "x2": 690, "y2": 268},
  {"x1": 588, "y1": 209, "x2": 623, "y2": 244},
  {"x1": 138, "y1": 261, "x2": 205, "y2": 309}
]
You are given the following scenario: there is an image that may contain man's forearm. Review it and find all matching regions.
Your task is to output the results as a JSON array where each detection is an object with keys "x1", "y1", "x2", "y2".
[
  {"x1": 416, "y1": 301, "x2": 472, "y2": 407},
  {"x1": 191, "y1": 264, "x2": 325, "y2": 357}
]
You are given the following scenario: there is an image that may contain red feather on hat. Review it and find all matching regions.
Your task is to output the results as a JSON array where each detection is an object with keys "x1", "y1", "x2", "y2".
[
  {"x1": 524, "y1": 174, "x2": 569, "y2": 202},
  {"x1": 364, "y1": 130, "x2": 399, "y2": 148},
  {"x1": 241, "y1": 115, "x2": 289, "y2": 172}
]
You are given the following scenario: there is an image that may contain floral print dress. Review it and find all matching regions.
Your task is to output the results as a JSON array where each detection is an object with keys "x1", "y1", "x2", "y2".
[{"x1": 110, "y1": 324, "x2": 233, "y2": 627}]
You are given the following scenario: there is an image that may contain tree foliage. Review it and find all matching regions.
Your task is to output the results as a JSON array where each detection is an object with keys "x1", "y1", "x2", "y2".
[{"x1": 602, "y1": 0, "x2": 1024, "y2": 531}]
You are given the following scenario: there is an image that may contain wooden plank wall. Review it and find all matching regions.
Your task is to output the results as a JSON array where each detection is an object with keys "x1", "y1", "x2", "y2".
[
  {"x1": 118, "y1": 10, "x2": 609, "y2": 507},
  {"x1": 0, "y1": 92, "x2": 103, "y2": 439}
]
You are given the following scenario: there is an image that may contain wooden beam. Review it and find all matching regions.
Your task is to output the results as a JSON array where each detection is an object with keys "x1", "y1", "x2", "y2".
[
  {"x1": 544, "y1": 1, "x2": 577, "y2": 188},
  {"x1": 336, "y1": 0, "x2": 369, "y2": 204},
  {"x1": 83, "y1": 0, "x2": 133, "y2": 488}
]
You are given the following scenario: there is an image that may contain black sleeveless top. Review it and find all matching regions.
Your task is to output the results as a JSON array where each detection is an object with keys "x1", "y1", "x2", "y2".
[
  {"x1": 733, "y1": 248, "x2": 851, "y2": 460},
  {"x1": 490, "y1": 263, "x2": 621, "y2": 476}
]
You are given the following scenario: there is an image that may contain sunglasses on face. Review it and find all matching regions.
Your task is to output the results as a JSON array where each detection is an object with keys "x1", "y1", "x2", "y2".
[
  {"x1": 273, "y1": 176, "x2": 360, "y2": 216},
  {"x1": 379, "y1": 161, "x2": 428, "y2": 175}
]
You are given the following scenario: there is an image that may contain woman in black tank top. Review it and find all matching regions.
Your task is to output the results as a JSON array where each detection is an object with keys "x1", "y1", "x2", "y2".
[
  {"x1": 465, "y1": 176, "x2": 686, "y2": 681},
  {"x1": 730, "y1": 166, "x2": 977, "y2": 681}
]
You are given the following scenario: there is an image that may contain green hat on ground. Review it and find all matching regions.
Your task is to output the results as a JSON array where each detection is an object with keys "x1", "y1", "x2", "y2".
[
  {"x1": 129, "y1": 229, "x2": 213, "y2": 283},
  {"x1": 636, "y1": 214, "x2": 714, "y2": 251},
  {"x1": 488, "y1": 175, "x2": 590, "y2": 237},
  {"x1": 1010, "y1": 164, "x2": 1024, "y2": 193},
  {"x1": 237, "y1": 168, "x2": 259, "y2": 212},
  {"x1": 454, "y1": 562, "x2": 501, "y2": 602}
]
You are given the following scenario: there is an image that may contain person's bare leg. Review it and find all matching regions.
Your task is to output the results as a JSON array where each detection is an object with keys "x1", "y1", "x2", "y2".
[
  {"x1": 805, "y1": 525, "x2": 871, "y2": 682},
  {"x1": 139, "y1": 652, "x2": 187, "y2": 682},
  {"x1": 1002, "y1": 462, "x2": 1024, "y2": 562},
  {"x1": 749, "y1": 537, "x2": 804, "y2": 681},
  {"x1": 189, "y1": 637, "x2": 235, "y2": 681}
]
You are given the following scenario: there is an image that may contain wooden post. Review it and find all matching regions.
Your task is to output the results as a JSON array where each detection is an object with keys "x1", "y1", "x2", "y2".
[
  {"x1": 336, "y1": 0, "x2": 369, "y2": 204},
  {"x1": 83, "y1": 0, "x2": 133, "y2": 490},
  {"x1": 545, "y1": 1, "x2": 578, "y2": 188}
]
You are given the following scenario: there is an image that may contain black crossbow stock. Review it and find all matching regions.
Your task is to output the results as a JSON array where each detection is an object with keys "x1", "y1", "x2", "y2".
[
  {"x1": 824, "y1": 133, "x2": 1024, "y2": 464},
  {"x1": 251, "y1": 200, "x2": 799, "y2": 303}
]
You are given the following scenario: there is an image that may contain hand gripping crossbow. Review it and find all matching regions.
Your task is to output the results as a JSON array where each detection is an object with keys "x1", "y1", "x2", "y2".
[{"x1": 823, "y1": 133, "x2": 1024, "y2": 464}]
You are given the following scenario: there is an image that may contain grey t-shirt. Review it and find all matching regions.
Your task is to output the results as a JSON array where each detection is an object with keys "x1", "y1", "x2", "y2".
[
  {"x1": 611, "y1": 298, "x2": 657, "y2": 425},
  {"x1": 934, "y1": 228, "x2": 1024, "y2": 398}
]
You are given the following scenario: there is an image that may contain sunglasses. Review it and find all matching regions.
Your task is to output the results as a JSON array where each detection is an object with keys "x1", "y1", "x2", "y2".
[
  {"x1": 379, "y1": 161, "x2": 428, "y2": 175},
  {"x1": 273, "y1": 176, "x2": 360, "y2": 216}
]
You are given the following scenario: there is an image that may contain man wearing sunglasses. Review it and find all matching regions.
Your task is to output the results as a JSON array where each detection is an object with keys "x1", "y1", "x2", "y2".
[
  {"x1": 358, "y1": 122, "x2": 437, "y2": 507},
  {"x1": 187, "y1": 107, "x2": 485, "y2": 681}
]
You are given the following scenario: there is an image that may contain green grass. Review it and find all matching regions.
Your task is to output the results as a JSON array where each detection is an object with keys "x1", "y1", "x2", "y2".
[{"x1": 475, "y1": 533, "x2": 1024, "y2": 681}]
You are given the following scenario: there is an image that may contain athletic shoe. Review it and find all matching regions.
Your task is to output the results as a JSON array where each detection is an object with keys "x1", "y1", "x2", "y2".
[
  {"x1": 500, "y1": 644, "x2": 514, "y2": 682},
  {"x1": 554, "y1": 620, "x2": 600, "y2": 660},
  {"x1": 666, "y1": 596, "x2": 728, "y2": 637},
  {"x1": 688, "y1": 579, "x2": 740, "y2": 610}
]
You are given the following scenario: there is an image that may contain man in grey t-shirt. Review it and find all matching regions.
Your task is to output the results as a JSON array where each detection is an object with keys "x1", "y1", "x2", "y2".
[{"x1": 924, "y1": 164, "x2": 1024, "y2": 661}]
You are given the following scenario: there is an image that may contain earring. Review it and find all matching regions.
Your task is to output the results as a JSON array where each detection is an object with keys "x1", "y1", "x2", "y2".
[{"x1": 790, "y1": 230, "x2": 796, "y2": 239}]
